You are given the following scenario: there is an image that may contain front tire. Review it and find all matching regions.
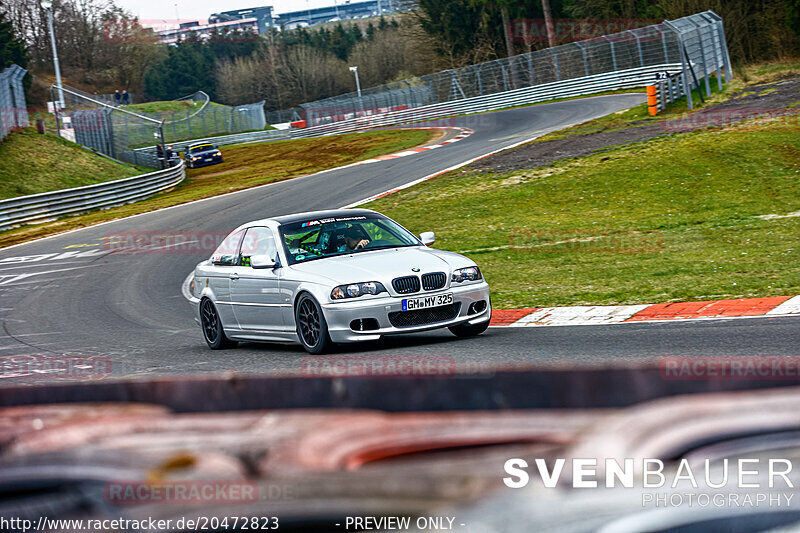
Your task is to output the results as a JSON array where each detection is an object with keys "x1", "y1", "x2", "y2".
[
  {"x1": 449, "y1": 319, "x2": 490, "y2": 338},
  {"x1": 295, "y1": 294, "x2": 332, "y2": 354},
  {"x1": 200, "y1": 298, "x2": 237, "y2": 349}
]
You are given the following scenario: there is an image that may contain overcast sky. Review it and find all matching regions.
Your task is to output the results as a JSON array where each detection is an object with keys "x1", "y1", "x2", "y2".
[{"x1": 128, "y1": 0, "x2": 340, "y2": 27}]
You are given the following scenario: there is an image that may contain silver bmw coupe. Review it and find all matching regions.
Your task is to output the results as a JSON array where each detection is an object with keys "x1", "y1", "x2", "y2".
[{"x1": 188, "y1": 209, "x2": 492, "y2": 353}]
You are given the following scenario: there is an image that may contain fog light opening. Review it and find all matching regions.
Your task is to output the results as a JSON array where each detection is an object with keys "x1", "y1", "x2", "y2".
[
  {"x1": 350, "y1": 318, "x2": 380, "y2": 331},
  {"x1": 468, "y1": 300, "x2": 488, "y2": 315}
]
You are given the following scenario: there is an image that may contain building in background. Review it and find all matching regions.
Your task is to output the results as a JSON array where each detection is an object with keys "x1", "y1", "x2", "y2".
[
  {"x1": 209, "y1": 6, "x2": 275, "y2": 35},
  {"x1": 156, "y1": 17, "x2": 260, "y2": 43},
  {"x1": 153, "y1": 0, "x2": 410, "y2": 42},
  {"x1": 277, "y1": 0, "x2": 400, "y2": 30}
]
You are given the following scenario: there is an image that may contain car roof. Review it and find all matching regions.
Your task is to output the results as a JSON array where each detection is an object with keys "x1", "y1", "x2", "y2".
[
  {"x1": 271, "y1": 208, "x2": 379, "y2": 225},
  {"x1": 237, "y1": 209, "x2": 379, "y2": 230},
  {"x1": 188, "y1": 141, "x2": 213, "y2": 147}
]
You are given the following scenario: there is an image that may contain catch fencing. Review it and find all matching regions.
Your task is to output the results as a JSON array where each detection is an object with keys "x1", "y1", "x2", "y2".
[
  {"x1": 50, "y1": 10, "x2": 728, "y2": 167},
  {"x1": 60, "y1": 85, "x2": 267, "y2": 168},
  {"x1": 0, "y1": 162, "x2": 185, "y2": 232},
  {"x1": 0, "y1": 65, "x2": 29, "y2": 142},
  {"x1": 276, "y1": 10, "x2": 729, "y2": 129}
]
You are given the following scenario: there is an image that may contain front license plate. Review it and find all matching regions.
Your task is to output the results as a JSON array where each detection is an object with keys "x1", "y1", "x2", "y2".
[
  {"x1": 402, "y1": 293, "x2": 453, "y2": 311},
  {"x1": 205, "y1": 158, "x2": 213, "y2": 162}
]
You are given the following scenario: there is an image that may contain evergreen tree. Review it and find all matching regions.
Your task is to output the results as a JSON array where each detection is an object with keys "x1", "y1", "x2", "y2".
[{"x1": 0, "y1": 12, "x2": 28, "y2": 70}]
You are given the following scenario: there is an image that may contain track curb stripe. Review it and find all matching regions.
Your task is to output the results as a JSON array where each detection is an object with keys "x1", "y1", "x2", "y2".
[
  {"x1": 349, "y1": 128, "x2": 473, "y2": 164},
  {"x1": 490, "y1": 296, "x2": 800, "y2": 327}
]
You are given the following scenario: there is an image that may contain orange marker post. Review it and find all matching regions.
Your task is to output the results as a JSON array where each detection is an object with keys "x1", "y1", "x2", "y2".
[{"x1": 647, "y1": 85, "x2": 659, "y2": 116}]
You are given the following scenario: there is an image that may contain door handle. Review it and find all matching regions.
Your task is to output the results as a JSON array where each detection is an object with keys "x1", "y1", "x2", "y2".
[{"x1": 230, "y1": 273, "x2": 239, "y2": 281}]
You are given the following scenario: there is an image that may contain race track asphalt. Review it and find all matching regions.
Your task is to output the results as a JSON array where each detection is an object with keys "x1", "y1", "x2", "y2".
[{"x1": 2, "y1": 93, "x2": 798, "y2": 382}]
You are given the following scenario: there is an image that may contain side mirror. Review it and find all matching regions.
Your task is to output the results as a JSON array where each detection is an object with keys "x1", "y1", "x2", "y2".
[
  {"x1": 419, "y1": 231, "x2": 436, "y2": 246},
  {"x1": 251, "y1": 255, "x2": 277, "y2": 269}
]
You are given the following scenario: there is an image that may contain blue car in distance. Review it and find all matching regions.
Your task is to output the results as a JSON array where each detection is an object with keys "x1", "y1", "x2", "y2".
[{"x1": 183, "y1": 141, "x2": 223, "y2": 168}]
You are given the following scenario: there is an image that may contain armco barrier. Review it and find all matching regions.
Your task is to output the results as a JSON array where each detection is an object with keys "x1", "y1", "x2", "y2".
[
  {"x1": 1, "y1": 64, "x2": 677, "y2": 233},
  {"x1": 132, "y1": 129, "x2": 290, "y2": 160},
  {"x1": 137, "y1": 63, "x2": 682, "y2": 152},
  {"x1": 294, "y1": 63, "x2": 682, "y2": 137},
  {"x1": 0, "y1": 162, "x2": 185, "y2": 232},
  {"x1": 648, "y1": 73, "x2": 687, "y2": 115}
]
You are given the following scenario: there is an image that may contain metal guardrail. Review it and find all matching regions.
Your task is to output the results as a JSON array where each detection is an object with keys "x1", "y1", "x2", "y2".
[
  {"x1": 135, "y1": 63, "x2": 683, "y2": 151},
  {"x1": 0, "y1": 162, "x2": 185, "y2": 232},
  {"x1": 648, "y1": 73, "x2": 687, "y2": 114},
  {"x1": 1, "y1": 64, "x2": 662, "y2": 232},
  {"x1": 1, "y1": 9, "x2": 729, "y2": 233},
  {"x1": 133, "y1": 129, "x2": 290, "y2": 158},
  {"x1": 294, "y1": 64, "x2": 683, "y2": 137}
]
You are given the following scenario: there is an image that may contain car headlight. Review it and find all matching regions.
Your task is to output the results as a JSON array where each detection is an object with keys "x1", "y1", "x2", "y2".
[
  {"x1": 331, "y1": 281, "x2": 387, "y2": 300},
  {"x1": 215, "y1": 151, "x2": 222, "y2": 156},
  {"x1": 452, "y1": 266, "x2": 482, "y2": 283}
]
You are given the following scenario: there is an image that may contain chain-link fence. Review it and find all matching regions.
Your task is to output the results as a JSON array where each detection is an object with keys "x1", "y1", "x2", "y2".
[
  {"x1": 59, "y1": 85, "x2": 268, "y2": 168},
  {"x1": 274, "y1": 10, "x2": 728, "y2": 127},
  {"x1": 157, "y1": 92, "x2": 267, "y2": 143},
  {"x1": 55, "y1": 11, "x2": 728, "y2": 166},
  {"x1": 0, "y1": 65, "x2": 29, "y2": 142},
  {"x1": 59, "y1": 84, "x2": 139, "y2": 106}
]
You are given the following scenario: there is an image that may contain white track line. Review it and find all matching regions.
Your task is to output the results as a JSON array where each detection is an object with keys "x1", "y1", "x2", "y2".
[{"x1": 0, "y1": 128, "x2": 469, "y2": 254}]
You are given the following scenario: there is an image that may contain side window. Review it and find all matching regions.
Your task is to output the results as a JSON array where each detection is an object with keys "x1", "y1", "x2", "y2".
[
  {"x1": 211, "y1": 230, "x2": 244, "y2": 266},
  {"x1": 240, "y1": 227, "x2": 277, "y2": 267}
]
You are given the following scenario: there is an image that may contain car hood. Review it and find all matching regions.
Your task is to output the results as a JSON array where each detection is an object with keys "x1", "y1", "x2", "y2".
[
  {"x1": 287, "y1": 246, "x2": 468, "y2": 285},
  {"x1": 188, "y1": 149, "x2": 219, "y2": 157}
]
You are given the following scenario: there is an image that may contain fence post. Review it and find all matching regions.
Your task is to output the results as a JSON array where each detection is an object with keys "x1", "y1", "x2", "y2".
[
  {"x1": 700, "y1": 12, "x2": 725, "y2": 89},
  {"x1": 663, "y1": 20, "x2": 693, "y2": 110},
  {"x1": 603, "y1": 36, "x2": 617, "y2": 71},
  {"x1": 526, "y1": 52, "x2": 534, "y2": 86},
  {"x1": 627, "y1": 30, "x2": 644, "y2": 66},
  {"x1": 548, "y1": 49, "x2": 561, "y2": 80},
  {"x1": 105, "y1": 108, "x2": 116, "y2": 158},
  {"x1": 690, "y1": 20, "x2": 712, "y2": 98},
  {"x1": 574, "y1": 42, "x2": 590, "y2": 76},
  {"x1": 493, "y1": 61, "x2": 509, "y2": 92},
  {"x1": 445, "y1": 70, "x2": 466, "y2": 100},
  {"x1": 706, "y1": 11, "x2": 733, "y2": 80},
  {"x1": 658, "y1": 27, "x2": 670, "y2": 63}
]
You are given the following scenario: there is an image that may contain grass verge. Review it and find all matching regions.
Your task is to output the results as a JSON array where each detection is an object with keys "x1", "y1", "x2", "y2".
[
  {"x1": 533, "y1": 59, "x2": 800, "y2": 143},
  {"x1": 0, "y1": 129, "x2": 434, "y2": 249},
  {"x1": 366, "y1": 117, "x2": 800, "y2": 308},
  {"x1": 0, "y1": 129, "x2": 142, "y2": 199}
]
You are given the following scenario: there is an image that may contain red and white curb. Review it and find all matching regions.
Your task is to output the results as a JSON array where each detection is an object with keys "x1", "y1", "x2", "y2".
[
  {"x1": 350, "y1": 127, "x2": 474, "y2": 165},
  {"x1": 490, "y1": 296, "x2": 800, "y2": 327}
]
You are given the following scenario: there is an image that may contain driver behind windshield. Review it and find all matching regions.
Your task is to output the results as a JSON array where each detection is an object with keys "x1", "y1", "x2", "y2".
[{"x1": 344, "y1": 226, "x2": 370, "y2": 250}]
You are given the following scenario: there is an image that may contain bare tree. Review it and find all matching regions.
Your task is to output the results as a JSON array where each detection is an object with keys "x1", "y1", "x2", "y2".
[{"x1": 541, "y1": 0, "x2": 556, "y2": 48}]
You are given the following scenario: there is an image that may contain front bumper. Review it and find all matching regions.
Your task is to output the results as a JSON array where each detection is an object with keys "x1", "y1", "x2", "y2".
[
  {"x1": 188, "y1": 156, "x2": 222, "y2": 167},
  {"x1": 322, "y1": 281, "x2": 491, "y2": 343}
]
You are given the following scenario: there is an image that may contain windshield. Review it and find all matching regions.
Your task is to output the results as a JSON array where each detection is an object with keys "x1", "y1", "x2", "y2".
[
  {"x1": 279, "y1": 214, "x2": 419, "y2": 264},
  {"x1": 190, "y1": 144, "x2": 214, "y2": 152}
]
